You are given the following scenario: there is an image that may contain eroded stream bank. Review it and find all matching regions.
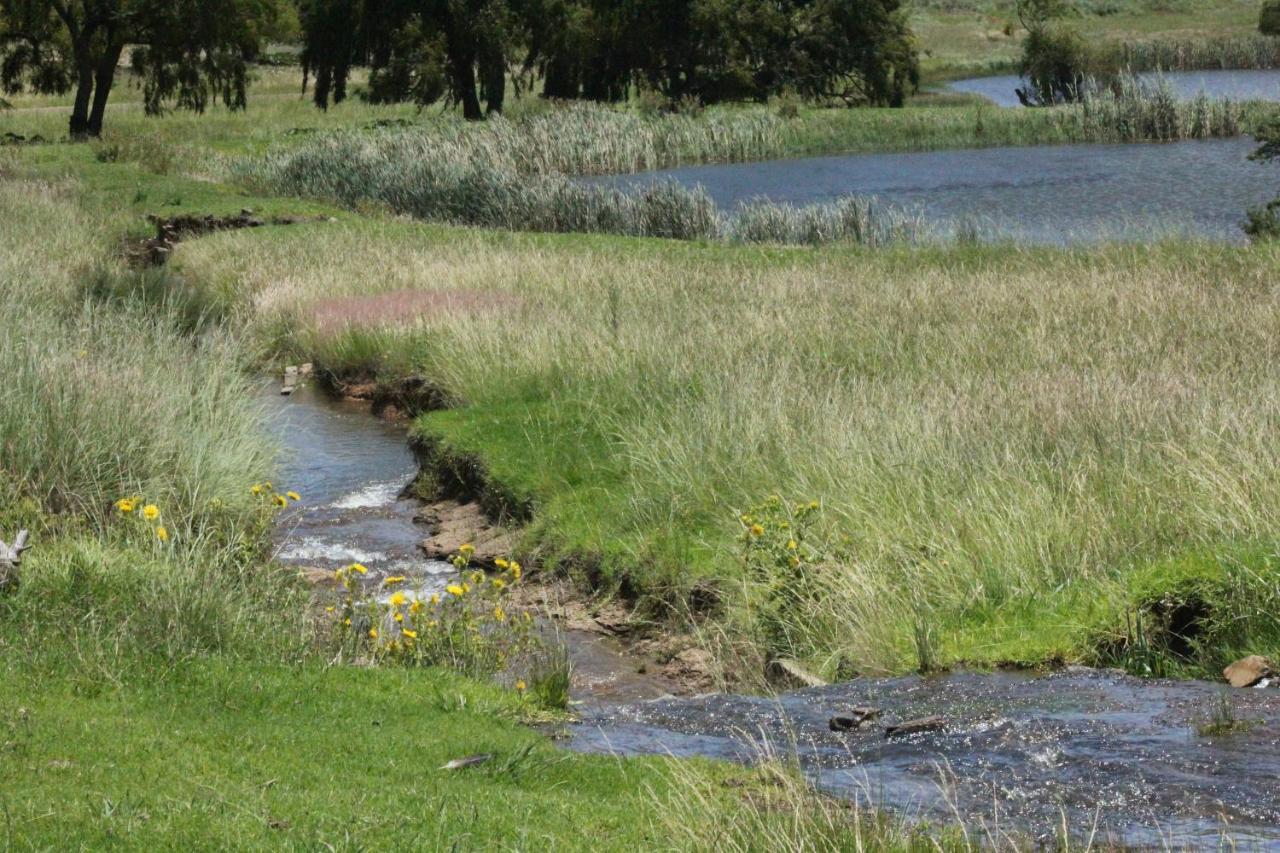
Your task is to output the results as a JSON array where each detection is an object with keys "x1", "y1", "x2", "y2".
[
  {"x1": 260, "y1": 382, "x2": 681, "y2": 704},
  {"x1": 263, "y1": 381, "x2": 1280, "y2": 847}
]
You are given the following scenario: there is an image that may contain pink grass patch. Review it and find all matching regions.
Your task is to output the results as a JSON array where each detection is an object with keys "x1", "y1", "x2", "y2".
[{"x1": 309, "y1": 288, "x2": 519, "y2": 332}]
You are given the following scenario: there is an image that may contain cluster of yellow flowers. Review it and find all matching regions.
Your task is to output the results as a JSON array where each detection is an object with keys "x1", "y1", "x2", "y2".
[
  {"x1": 115, "y1": 497, "x2": 169, "y2": 542},
  {"x1": 740, "y1": 496, "x2": 820, "y2": 570},
  {"x1": 328, "y1": 546, "x2": 534, "y2": 683},
  {"x1": 250, "y1": 481, "x2": 302, "y2": 509}
]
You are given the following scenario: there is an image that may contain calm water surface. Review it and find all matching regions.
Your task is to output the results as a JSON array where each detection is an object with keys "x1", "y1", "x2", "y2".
[
  {"x1": 948, "y1": 69, "x2": 1280, "y2": 108},
  {"x1": 593, "y1": 137, "x2": 1273, "y2": 243}
]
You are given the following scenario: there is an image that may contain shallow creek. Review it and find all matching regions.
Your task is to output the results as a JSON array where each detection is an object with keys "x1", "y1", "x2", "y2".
[
  {"x1": 263, "y1": 384, "x2": 1280, "y2": 846},
  {"x1": 570, "y1": 670, "x2": 1280, "y2": 847},
  {"x1": 261, "y1": 383, "x2": 677, "y2": 705}
]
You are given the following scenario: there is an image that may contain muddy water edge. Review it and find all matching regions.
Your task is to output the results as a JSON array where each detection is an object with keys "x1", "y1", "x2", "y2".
[{"x1": 263, "y1": 381, "x2": 1280, "y2": 848}]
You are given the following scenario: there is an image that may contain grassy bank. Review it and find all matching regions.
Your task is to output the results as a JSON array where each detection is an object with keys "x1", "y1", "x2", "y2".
[
  {"x1": 2, "y1": 164, "x2": 932, "y2": 850},
  {"x1": 166, "y1": 211, "x2": 1280, "y2": 683}
]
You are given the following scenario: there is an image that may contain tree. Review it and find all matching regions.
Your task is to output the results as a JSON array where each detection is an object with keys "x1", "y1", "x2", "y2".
[
  {"x1": 1014, "y1": 0, "x2": 1086, "y2": 106},
  {"x1": 302, "y1": 0, "x2": 516, "y2": 119},
  {"x1": 1261, "y1": 0, "x2": 1280, "y2": 37},
  {"x1": 0, "y1": 0, "x2": 277, "y2": 138},
  {"x1": 302, "y1": 0, "x2": 918, "y2": 116}
]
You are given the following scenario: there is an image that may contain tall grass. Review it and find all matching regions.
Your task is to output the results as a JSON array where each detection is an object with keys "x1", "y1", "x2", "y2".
[
  {"x1": 174, "y1": 219, "x2": 1280, "y2": 677},
  {"x1": 1100, "y1": 34, "x2": 1280, "y2": 73},
  {"x1": 0, "y1": 179, "x2": 308, "y2": 676}
]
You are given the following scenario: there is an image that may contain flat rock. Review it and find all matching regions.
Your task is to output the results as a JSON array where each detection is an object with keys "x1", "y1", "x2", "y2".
[
  {"x1": 419, "y1": 500, "x2": 516, "y2": 566},
  {"x1": 1224, "y1": 655, "x2": 1274, "y2": 688},
  {"x1": 884, "y1": 715, "x2": 947, "y2": 739}
]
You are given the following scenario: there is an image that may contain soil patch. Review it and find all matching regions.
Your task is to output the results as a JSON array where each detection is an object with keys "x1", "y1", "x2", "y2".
[{"x1": 128, "y1": 210, "x2": 330, "y2": 266}]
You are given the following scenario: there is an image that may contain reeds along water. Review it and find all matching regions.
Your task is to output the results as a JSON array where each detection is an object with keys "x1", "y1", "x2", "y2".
[
  {"x1": 239, "y1": 90, "x2": 1241, "y2": 248},
  {"x1": 1099, "y1": 34, "x2": 1280, "y2": 73}
]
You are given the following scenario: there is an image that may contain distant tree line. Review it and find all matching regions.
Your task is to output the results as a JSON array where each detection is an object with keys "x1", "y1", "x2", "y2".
[{"x1": 298, "y1": 0, "x2": 919, "y2": 119}]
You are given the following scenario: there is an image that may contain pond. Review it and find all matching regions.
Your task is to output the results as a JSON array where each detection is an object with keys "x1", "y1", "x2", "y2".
[
  {"x1": 590, "y1": 137, "x2": 1275, "y2": 243},
  {"x1": 947, "y1": 69, "x2": 1280, "y2": 108}
]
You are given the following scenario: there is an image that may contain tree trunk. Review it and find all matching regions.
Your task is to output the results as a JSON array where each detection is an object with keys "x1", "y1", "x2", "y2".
[
  {"x1": 86, "y1": 44, "x2": 125, "y2": 137},
  {"x1": 480, "y1": 42, "x2": 505, "y2": 115},
  {"x1": 453, "y1": 57, "x2": 482, "y2": 121},
  {"x1": 69, "y1": 58, "x2": 95, "y2": 139}
]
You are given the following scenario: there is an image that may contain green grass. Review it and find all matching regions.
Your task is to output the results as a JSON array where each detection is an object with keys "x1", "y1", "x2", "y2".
[{"x1": 0, "y1": 659, "x2": 738, "y2": 850}]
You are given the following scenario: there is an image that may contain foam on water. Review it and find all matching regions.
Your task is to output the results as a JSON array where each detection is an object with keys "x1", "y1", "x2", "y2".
[
  {"x1": 330, "y1": 477, "x2": 414, "y2": 510},
  {"x1": 277, "y1": 539, "x2": 388, "y2": 565}
]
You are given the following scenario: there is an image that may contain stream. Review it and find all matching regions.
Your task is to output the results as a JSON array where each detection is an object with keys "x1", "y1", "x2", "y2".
[{"x1": 263, "y1": 388, "x2": 1280, "y2": 848}]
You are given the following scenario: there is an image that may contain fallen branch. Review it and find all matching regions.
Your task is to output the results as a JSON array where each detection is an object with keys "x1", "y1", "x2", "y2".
[{"x1": 0, "y1": 529, "x2": 30, "y2": 593}]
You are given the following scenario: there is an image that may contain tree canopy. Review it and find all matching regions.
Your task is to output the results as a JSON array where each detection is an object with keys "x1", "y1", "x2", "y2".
[
  {"x1": 0, "y1": 0, "x2": 278, "y2": 137},
  {"x1": 300, "y1": 0, "x2": 918, "y2": 118}
]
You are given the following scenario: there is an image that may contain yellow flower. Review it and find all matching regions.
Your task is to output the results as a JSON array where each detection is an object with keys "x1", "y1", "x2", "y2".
[
  {"x1": 350, "y1": 563, "x2": 368, "y2": 575},
  {"x1": 409, "y1": 599, "x2": 423, "y2": 614},
  {"x1": 286, "y1": 491, "x2": 301, "y2": 502},
  {"x1": 394, "y1": 613, "x2": 404, "y2": 623},
  {"x1": 344, "y1": 618, "x2": 351, "y2": 626},
  {"x1": 750, "y1": 524, "x2": 764, "y2": 537},
  {"x1": 446, "y1": 584, "x2": 464, "y2": 597},
  {"x1": 510, "y1": 562, "x2": 522, "y2": 580},
  {"x1": 273, "y1": 495, "x2": 288, "y2": 508},
  {"x1": 142, "y1": 504, "x2": 160, "y2": 521},
  {"x1": 491, "y1": 578, "x2": 506, "y2": 591},
  {"x1": 325, "y1": 606, "x2": 335, "y2": 613},
  {"x1": 155, "y1": 526, "x2": 169, "y2": 542},
  {"x1": 515, "y1": 680, "x2": 526, "y2": 691},
  {"x1": 115, "y1": 498, "x2": 135, "y2": 514},
  {"x1": 787, "y1": 540, "x2": 797, "y2": 551},
  {"x1": 789, "y1": 556, "x2": 800, "y2": 568},
  {"x1": 369, "y1": 627, "x2": 378, "y2": 639},
  {"x1": 493, "y1": 606, "x2": 506, "y2": 622},
  {"x1": 430, "y1": 593, "x2": 440, "y2": 605},
  {"x1": 402, "y1": 629, "x2": 418, "y2": 640},
  {"x1": 389, "y1": 591, "x2": 407, "y2": 607},
  {"x1": 494, "y1": 558, "x2": 509, "y2": 569},
  {"x1": 459, "y1": 543, "x2": 475, "y2": 557},
  {"x1": 263, "y1": 482, "x2": 273, "y2": 491},
  {"x1": 250, "y1": 484, "x2": 262, "y2": 496},
  {"x1": 470, "y1": 571, "x2": 483, "y2": 585},
  {"x1": 383, "y1": 575, "x2": 405, "y2": 586},
  {"x1": 462, "y1": 582, "x2": 471, "y2": 594}
]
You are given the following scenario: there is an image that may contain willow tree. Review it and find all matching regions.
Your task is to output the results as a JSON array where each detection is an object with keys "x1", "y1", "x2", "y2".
[{"x1": 0, "y1": 0, "x2": 277, "y2": 137}]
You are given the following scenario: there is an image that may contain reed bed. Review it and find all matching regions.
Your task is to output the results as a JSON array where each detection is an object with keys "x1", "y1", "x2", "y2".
[
  {"x1": 239, "y1": 87, "x2": 1241, "y2": 248},
  {"x1": 1100, "y1": 34, "x2": 1280, "y2": 73}
]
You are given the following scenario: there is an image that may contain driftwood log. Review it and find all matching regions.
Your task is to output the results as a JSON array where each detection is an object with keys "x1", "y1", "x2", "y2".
[{"x1": 0, "y1": 529, "x2": 29, "y2": 593}]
